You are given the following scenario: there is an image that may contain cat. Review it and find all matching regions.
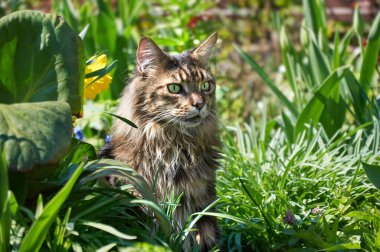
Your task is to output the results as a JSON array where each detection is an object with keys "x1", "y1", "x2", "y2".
[{"x1": 100, "y1": 32, "x2": 220, "y2": 251}]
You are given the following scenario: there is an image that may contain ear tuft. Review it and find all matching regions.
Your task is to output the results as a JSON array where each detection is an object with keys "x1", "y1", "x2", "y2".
[
  {"x1": 191, "y1": 32, "x2": 218, "y2": 66},
  {"x1": 137, "y1": 37, "x2": 168, "y2": 73}
]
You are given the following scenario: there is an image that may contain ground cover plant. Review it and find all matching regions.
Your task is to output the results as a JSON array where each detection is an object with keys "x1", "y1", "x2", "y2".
[{"x1": 1, "y1": 0, "x2": 380, "y2": 251}]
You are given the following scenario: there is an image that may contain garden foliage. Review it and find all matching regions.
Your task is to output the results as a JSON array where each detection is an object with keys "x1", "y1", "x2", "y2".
[{"x1": 1, "y1": 1, "x2": 380, "y2": 251}]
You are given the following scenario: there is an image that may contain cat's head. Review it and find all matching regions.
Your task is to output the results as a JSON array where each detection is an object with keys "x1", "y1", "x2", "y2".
[{"x1": 132, "y1": 33, "x2": 218, "y2": 129}]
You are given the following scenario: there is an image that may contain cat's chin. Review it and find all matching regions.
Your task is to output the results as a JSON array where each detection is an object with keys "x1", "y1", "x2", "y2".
[
  {"x1": 177, "y1": 113, "x2": 202, "y2": 127},
  {"x1": 180, "y1": 117, "x2": 203, "y2": 128}
]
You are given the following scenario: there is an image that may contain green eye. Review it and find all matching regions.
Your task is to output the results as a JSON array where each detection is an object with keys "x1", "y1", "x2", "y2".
[
  {"x1": 167, "y1": 84, "x2": 182, "y2": 94},
  {"x1": 201, "y1": 82, "x2": 210, "y2": 91}
]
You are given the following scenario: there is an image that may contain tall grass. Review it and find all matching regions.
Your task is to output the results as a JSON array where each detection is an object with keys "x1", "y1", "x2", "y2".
[
  {"x1": 4, "y1": 113, "x2": 379, "y2": 251},
  {"x1": 225, "y1": 2, "x2": 380, "y2": 249},
  {"x1": 217, "y1": 106, "x2": 380, "y2": 251},
  {"x1": 236, "y1": 2, "x2": 380, "y2": 139}
]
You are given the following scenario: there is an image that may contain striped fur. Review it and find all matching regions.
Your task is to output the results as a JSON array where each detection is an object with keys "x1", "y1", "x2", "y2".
[{"x1": 102, "y1": 33, "x2": 219, "y2": 251}]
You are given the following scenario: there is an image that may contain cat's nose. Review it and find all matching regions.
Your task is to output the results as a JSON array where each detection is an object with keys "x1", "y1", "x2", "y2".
[{"x1": 190, "y1": 93, "x2": 204, "y2": 110}]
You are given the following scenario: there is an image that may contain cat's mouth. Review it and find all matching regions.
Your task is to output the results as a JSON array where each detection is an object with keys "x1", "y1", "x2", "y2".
[{"x1": 183, "y1": 115, "x2": 201, "y2": 122}]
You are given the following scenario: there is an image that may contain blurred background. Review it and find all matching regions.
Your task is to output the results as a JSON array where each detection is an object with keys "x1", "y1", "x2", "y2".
[{"x1": 1, "y1": 0, "x2": 379, "y2": 147}]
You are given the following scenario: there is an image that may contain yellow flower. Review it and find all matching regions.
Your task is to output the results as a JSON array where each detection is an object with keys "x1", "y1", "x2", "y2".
[{"x1": 84, "y1": 54, "x2": 112, "y2": 99}]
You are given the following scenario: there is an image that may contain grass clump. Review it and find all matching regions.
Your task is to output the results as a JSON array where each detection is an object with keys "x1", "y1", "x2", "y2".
[{"x1": 217, "y1": 112, "x2": 380, "y2": 251}]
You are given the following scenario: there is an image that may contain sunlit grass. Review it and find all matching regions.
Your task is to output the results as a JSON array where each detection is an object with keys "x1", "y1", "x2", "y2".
[{"x1": 217, "y1": 111, "x2": 380, "y2": 251}]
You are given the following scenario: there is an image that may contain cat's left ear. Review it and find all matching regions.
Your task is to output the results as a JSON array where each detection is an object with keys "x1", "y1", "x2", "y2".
[{"x1": 191, "y1": 32, "x2": 218, "y2": 66}]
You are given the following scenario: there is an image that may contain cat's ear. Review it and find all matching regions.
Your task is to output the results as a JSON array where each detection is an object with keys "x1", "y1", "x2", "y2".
[
  {"x1": 191, "y1": 32, "x2": 218, "y2": 66},
  {"x1": 137, "y1": 37, "x2": 169, "y2": 73}
]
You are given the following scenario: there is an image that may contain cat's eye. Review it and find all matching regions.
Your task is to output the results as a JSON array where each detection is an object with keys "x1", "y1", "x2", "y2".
[
  {"x1": 200, "y1": 82, "x2": 210, "y2": 91},
  {"x1": 167, "y1": 83, "x2": 182, "y2": 94}
]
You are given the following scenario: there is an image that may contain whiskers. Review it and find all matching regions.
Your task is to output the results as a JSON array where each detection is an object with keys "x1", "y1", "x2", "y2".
[{"x1": 136, "y1": 108, "x2": 190, "y2": 129}]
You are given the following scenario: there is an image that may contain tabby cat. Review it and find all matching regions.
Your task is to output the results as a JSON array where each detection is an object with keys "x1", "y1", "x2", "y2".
[{"x1": 101, "y1": 33, "x2": 220, "y2": 251}]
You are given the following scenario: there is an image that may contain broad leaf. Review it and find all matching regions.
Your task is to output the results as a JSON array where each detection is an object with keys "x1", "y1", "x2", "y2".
[
  {"x1": 362, "y1": 162, "x2": 380, "y2": 190},
  {"x1": 0, "y1": 10, "x2": 85, "y2": 116},
  {"x1": 296, "y1": 67, "x2": 348, "y2": 137},
  {"x1": 0, "y1": 101, "x2": 72, "y2": 172}
]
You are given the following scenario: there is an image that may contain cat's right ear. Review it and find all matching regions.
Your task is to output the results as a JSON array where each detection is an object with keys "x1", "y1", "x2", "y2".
[{"x1": 137, "y1": 37, "x2": 168, "y2": 73}]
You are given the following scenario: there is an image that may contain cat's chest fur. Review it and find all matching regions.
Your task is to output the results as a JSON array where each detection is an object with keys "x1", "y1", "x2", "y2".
[{"x1": 111, "y1": 120, "x2": 219, "y2": 204}]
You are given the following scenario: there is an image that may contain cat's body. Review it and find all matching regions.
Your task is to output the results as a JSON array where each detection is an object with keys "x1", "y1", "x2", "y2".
[{"x1": 101, "y1": 33, "x2": 220, "y2": 251}]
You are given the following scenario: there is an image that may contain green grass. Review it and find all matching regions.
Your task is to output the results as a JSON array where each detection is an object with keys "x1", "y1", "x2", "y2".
[
  {"x1": 218, "y1": 113, "x2": 380, "y2": 251},
  {"x1": 2, "y1": 116, "x2": 380, "y2": 251}
]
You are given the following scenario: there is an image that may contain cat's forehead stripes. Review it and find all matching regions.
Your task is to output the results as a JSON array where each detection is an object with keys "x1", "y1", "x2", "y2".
[{"x1": 171, "y1": 65, "x2": 212, "y2": 83}]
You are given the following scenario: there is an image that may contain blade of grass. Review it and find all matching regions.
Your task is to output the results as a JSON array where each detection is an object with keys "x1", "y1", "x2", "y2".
[
  {"x1": 239, "y1": 178, "x2": 276, "y2": 239},
  {"x1": 35, "y1": 194, "x2": 44, "y2": 219},
  {"x1": 280, "y1": 27, "x2": 301, "y2": 109},
  {"x1": 359, "y1": 13, "x2": 380, "y2": 93},
  {"x1": 84, "y1": 60, "x2": 118, "y2": 79},
  {"x1": 339, "y1": 29, "x2": 354, "y2": 63},
  {"x1": 282, "y1": 111, "x2": 295, "y2": 144},
  {"x1": 353, "y1": 5, "x2": 365, "y2": 36},
  {"x1": 342, "y1": 69, "x2": 369, "y2": 124},
  {"x1": 303, "y1": 0, "x2": 327, "y2": 36},
  {"x1": 79, "y1": 24, "x2": 89, "y2": 40},
  {"x1": 82, "y1": 221, "x2": 137, "y2": 240},
  {"x1": 81, "y1": 160, "x2": 171, "y2": 236},
  {"x1": 308, "y1": 37, "x2": 331, "y2": 85},
  {"x1": 107, "y1": 112, "x2": 138, "y2": 128},
  {"x1": 0, "y1": 149, "x2": 10, "y2": 252},
  {"x1": 182, "y1": 200, "x2": 219, "y2": 240},
  {"x1": 96, "y1": 243, "x2": 117, "y2": 252},
  {"x1": 234, "y1": 44, "x2": 298, "y2": 117},
  {"x1": 19, "y1": 163, "x2": 84, "y2": 252},
  {"x1": 332, "y1": 31, "x2": 340, "y2": 69}
]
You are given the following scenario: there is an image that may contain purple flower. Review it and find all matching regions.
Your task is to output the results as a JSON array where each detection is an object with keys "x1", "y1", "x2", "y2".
[
  {"x1": 284, "y1": 208, "x2": 295, "y2": 225},
  {"x1": 312, "y1": 206, "x2": 323, "y2": 216},
  {"x1": 105, "y1": 134, "x2": 111, "y2": 143},
  {"x1": 74, "y1": 126, "x2": 85, "y2": 141}
]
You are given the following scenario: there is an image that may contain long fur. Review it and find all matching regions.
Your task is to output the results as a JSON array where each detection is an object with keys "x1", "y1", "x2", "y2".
[{"x1": 100, "y1": 34, "x2": 220, "y2": 251}]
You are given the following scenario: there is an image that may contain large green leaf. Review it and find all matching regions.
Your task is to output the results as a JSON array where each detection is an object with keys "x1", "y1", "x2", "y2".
[
  {"x1": 0, "y1": 10, "x2": 85, "y2": 115},
  {"x1": 0, "y1": 101, "x2": 72, "y2": 172},
  {"x1": 296, "y1": 67, "x2": 348, "y2": 137}
]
